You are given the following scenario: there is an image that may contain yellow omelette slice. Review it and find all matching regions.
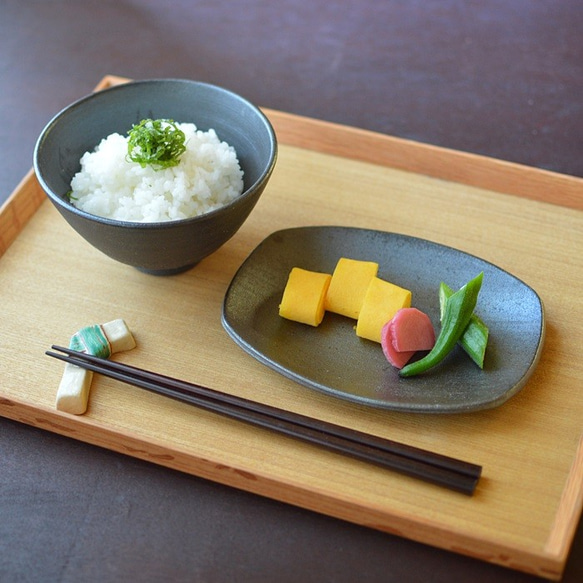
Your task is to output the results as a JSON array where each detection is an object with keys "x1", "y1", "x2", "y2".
[
  {"x1": 325, "y1": 257, "x2": 379, "y2": 319},
  {"x1": 356, "y1": 277, "x2": 412, "y2": 343},
  {"x1": 279, "y1": 267, "x2": 332, "y2": 326}
]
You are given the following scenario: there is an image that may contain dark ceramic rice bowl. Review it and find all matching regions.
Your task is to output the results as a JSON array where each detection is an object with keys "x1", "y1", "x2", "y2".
[{"x1": 33, "y1": 79, "x2": 277, "y2": 275}]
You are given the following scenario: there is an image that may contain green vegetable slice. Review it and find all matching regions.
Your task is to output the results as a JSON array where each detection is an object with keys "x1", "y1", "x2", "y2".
[
  {"x1": 439, "y1": 282, "x2": 489, "y2": 369},
  {"x1": 127, "y1": 118, "x2": 186, "y2": 170},
  {"x1": 399, "y1": 272, "x2": 484, "y2": 377}
]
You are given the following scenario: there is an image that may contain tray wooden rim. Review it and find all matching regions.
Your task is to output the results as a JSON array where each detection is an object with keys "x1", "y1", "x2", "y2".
[{"x1": 1, "y1": 75, "x2": 581, "y2": 580}]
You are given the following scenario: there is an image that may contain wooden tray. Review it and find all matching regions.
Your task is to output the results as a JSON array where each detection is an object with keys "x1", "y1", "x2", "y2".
[{"x1": 1, "y1": 75, "x2": 582, "y2": 579}]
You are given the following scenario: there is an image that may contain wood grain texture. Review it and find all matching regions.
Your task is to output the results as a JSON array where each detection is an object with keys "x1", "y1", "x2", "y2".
[
  {"x1": 1, "y1": 76, "x2": 582, "y2": 580},
  {"x1": 0, "y1": 169, "x2": 45, "y2": 257}
]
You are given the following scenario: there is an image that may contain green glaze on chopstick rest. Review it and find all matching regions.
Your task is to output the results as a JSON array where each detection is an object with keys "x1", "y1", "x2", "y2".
[
  {"x1": 55, "y1": 319, "x2": 136, "y2": 415},
  {"x1": 69, "y1": 324, "x2": 112, "y2": 358}
]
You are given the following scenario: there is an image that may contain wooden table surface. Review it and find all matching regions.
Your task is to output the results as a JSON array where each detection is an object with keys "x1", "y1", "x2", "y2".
[{"x1": 1, "y1": 2, "x2": 582, "y2": 582}]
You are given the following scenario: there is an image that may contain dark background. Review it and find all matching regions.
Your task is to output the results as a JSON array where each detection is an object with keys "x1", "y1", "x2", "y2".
[{"x1": 1, "y1": 1, "x2": 582, "y2": 581}]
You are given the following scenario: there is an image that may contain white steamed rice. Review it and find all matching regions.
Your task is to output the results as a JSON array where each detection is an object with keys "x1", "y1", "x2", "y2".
[{"x1": 69, "y1": 123, "x2": 244, "y2": 222}]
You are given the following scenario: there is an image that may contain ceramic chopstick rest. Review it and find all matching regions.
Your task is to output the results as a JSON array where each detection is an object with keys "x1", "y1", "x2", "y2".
[{"x1": 55, "y1": 319, "x2": 136, "y2": 414}]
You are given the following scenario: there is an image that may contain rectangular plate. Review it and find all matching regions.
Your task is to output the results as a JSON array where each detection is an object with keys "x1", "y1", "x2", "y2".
[
  {"x1": 1, "y1": 75, "x2": 582, "y2": 580},
  {"x1": 222, "y1": 226, "x2": 545, "y2": 413}
]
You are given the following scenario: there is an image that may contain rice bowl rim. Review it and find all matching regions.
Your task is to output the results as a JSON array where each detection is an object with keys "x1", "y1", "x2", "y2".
[{"x1": 34, "y1": 78, "x2": 278, "y2": 230}]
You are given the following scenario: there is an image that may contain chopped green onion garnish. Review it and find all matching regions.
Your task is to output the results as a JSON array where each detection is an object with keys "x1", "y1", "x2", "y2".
[{"x1": 127, "y1": 118, "x2": 186, "y2": 170}]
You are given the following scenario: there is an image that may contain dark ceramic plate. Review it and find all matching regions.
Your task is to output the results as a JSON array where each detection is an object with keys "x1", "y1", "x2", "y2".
[{"x1": 222, "y1": 227, "x2": 545, "y2": 413}]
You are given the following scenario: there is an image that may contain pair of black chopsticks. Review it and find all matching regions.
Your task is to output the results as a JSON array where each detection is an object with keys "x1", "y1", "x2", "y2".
[{"x1": 46, "y1": 346, "x2": 482, "y2": 495}]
